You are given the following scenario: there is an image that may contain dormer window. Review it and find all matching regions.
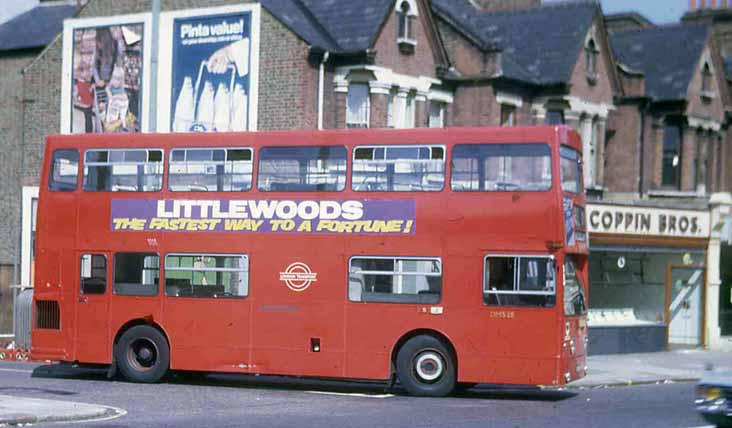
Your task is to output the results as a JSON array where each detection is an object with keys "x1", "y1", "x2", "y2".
[
  {"x1": 585, "y1": 39, "x2": 599, "y2": 85},
  {"x1": 396, "y1": 0, "x2": 417, "y2": 54},
  {"x1": 701, "y1": 62, "x2": 714, "y2": 101}
]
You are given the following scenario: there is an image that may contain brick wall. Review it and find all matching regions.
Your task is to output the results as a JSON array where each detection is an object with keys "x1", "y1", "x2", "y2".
[
  {"x1": 0, "y1": 52, "x2": 35, "y2": 265},
  {"x1": 605, "y1": 102, "x2": 641, "y2": 193}
]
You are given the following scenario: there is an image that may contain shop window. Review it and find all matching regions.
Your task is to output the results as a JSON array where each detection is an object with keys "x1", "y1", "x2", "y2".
[
  {"x1": 258, "y1": 146, "x2": 347, "y2": 192},
  {"x1": 500, "y1": 104, "x2": 516, "y2": 127},
  {"x1": 349, "y1": 257, "x2": 442, "y2": 304},
  {"x1": 83, "y1": 149, "x2": 163, "y2": 192},
  {"x1": 346, "y1": 83, "x2": 370, "y2": 128},
  {"x1": 114, "y1": 253, "x2": 159, "y2": 296},
  {"x1": 661, "y1": 122, "x2": 683, "y2": 189},
  {"x1": 80, "y1": 254, "x2": 106, "y2": 295},
  {"x1": 165, "y1": 254, "x2": 249, "y2": 298},
  {"x1": 352, "y1": 145, "x2": 445, "y2": 191},
  {"x1": 483, "y1": 255, "x2": 555, "y2": 307},
  {"x1": 169, "y1": 148, "x2": 253, "y2": 192},
  {"x1": 49, "y1": 149, "x2": 79, "y2": 192}
]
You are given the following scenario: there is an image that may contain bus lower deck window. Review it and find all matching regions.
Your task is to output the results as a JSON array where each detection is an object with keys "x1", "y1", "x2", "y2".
[
  {"x1": 80, "y1": 254, "x2": 107, "y2": 295},
  {"x1": 164, "y1": 254, "x2": 249, "y2": 299},
  {"x1": 483, "y1": 255, "x2": 555, "y2": 307},
  {"x1": 114, "y1": 253, "x2": 159, "y2": 296},
  {"x1": 349, "y1": 257, "x2": 442, "y2": 304}
]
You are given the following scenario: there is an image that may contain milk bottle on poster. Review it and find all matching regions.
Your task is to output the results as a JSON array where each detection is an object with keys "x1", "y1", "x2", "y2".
[
  {"x1": 173, "y1": 76, "x2": 194, "y2": 132},
  {"x1": 196, "y1": 81, "x2": 215, "y2": 131},
  {"x1": 213, "y1": 83, "x2": 231, "y2": 132},
  {"x1": 230, "y1": 83, "x2": 248, "y2": 131}
]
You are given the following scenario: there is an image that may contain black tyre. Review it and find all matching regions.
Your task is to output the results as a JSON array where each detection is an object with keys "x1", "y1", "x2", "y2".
[
  {"x1": 396, "y1": 335, "x2": 456, "y2": 397},
  {"x1": 115, "y1": 325, "x2": 170, "y2": 383}
]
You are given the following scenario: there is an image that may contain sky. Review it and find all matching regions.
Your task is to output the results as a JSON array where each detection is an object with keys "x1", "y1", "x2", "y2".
[{"x1": 547, "y1": 0, "x2": 688, "y2": 24}]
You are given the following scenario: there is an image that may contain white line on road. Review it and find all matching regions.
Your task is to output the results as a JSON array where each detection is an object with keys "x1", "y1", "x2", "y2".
[
  {"x1": 0, "y1": 367, "x2": 33, "y2": 373},
  {"x1": 305, "y1": 391, "x2": 394, "y2": 399}
]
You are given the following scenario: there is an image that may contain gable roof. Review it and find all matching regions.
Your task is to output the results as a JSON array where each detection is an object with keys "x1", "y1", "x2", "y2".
[
  {"x1": 611, "y1": 24, "x2": 710, "y2": 101},
  {"x1": 431, "y1": 0, "x2": 597, "y2": 85},
  {"x1": 261, "y1": 0, "x2": 394, "y2": 53},
  {"x1": 0, "y1": 4, "x2": 77, "y2": 52}
]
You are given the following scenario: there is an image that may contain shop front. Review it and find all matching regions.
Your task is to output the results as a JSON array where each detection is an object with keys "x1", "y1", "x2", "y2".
[{"x1": 587, "y1": 202, "x2": 711, "y2": 355}]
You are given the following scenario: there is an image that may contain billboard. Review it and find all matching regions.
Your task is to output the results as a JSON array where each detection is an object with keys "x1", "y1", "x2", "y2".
[
  {"x1": 61, "y1": 14, "x2": 152, "y2": 134},
  {"x1": 158, "y1": 5, "x2": 260, "y2": 132}
]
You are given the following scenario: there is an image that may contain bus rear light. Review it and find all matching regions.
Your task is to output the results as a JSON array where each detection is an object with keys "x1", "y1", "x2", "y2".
[
  {"x1": 310, "y1": 338, "x2": 321, "y2": 353},
  {"x1": 564, "y1": 372, "x2": 571, "y2": 383},
  {"x1": 570, "y1": 339, "x2": 575, "y2": 355}
]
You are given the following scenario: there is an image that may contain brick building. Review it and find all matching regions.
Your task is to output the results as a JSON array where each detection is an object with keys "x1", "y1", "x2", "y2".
[
  {"x1": 2, "y1": 0, "x2": 732, "y2": 352},
  {"x1": 0, "y1": 1, "x2": 78, "y2": 335}
]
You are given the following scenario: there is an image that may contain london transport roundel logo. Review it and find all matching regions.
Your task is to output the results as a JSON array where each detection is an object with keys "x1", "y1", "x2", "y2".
[{"x1": 279, "y1": 262, "x2": 317, "y2": 292}]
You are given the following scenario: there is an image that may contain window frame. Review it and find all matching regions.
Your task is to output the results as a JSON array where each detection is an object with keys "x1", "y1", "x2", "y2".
[
  {"x1": 49, "y1": 149, "x2": 80, "y2": 192},
  {"x1": 83, "y1": 148, "x2": 164, "y2": 192},
  {"x1": 560, "y1": 145, "x2": 582, "y2": 194},
  {"x1": 257, "y1": 145, "x2": 348, "y2": 192},
  {"x1": 585, "y1": 39, "x2": 599, "y2": 84},
  {"x1": 428, "y1": 100, "x2": 445, "y2": 128},
  {"x1": 164, "y1": 253, "x2": 250, "y2": 299},
  {"x1": 661, "y1": 122, "x2": 683, "y2": 189},
  {"x1": 348, "y1": 255, "x2": 443, "y2": 304},
  {"x1": 482, "y1": 254, "x2": 556, "y2": 308},
  {"x1": 500, "y1": 104, "x2": 516, "y2": 127},
  {"x1": 168, "y1": 146, "x2": 254, "y2": 192},
  {"x1": 351, "y1": 144, "x2": 446, "y2": 192}
]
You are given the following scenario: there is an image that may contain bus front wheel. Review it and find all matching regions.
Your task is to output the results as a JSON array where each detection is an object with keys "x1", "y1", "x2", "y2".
[
  {"x1": 115, "y1": 325, "x2": 170, "y2": 383},
  {"x1": 396, "y1": 335, "x2": 456, "y2": 397}
]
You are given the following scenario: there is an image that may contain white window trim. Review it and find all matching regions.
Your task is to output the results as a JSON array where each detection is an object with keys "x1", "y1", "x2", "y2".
[
  {"x1": 496, "y1": 92, "x2": 523, "y2": 108},
  {"x1": 346, "y1": 82, "x2": 371, "y2": 128}
]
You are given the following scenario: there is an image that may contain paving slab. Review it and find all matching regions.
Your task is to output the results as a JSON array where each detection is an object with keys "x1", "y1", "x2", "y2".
[
  {"x1": 570, "y1": 349, "x2": 732, "y2": 388},
  {"x1": 0, "y1": 394, "x2": 122, "y2": 426}
]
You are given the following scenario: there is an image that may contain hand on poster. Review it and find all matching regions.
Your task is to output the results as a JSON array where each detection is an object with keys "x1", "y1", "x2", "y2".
[{"x1": 207, "y1": 38, "x2": 250, "y2": 77}]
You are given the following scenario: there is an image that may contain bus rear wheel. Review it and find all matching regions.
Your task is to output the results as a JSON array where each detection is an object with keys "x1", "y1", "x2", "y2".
[
  {"x1": 115, "y1": 325, "x2": 170, "y2": 383},
  {"x1": 396, "y1": 335, "x2": 456, "y2": 397}
]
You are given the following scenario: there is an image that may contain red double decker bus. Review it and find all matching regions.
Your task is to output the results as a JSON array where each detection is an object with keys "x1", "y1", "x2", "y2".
[{"x1": 32, "y1": 126, "x2": 588, "y2": 396}]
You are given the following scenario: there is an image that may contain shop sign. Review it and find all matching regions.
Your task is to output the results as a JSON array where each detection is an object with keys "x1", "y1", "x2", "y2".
[{"x1": 587, "y1": 203, "x2": 710, "y2": 238}]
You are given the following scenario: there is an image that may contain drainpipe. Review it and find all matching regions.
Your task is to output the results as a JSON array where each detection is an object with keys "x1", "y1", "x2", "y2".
[{"x1": 317, "y1": 51, "x2": 330, "y2": 130}]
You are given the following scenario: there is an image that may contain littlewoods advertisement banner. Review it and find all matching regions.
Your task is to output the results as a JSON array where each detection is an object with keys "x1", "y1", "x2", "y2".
[
  {"x1": 169, "y1": 10, "x2": 253, "y2": 132},
  {"x1": 110, "y1": 199, "x2": 416, "y2": 234}
]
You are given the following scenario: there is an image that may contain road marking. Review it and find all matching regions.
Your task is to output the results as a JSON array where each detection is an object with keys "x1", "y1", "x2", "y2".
[
  {"x1": 305, "y1": 391, "x2": 394, "y2": 399},
  {"x1": 0, "y1": 367, "x2": 33, "y2": 373}
]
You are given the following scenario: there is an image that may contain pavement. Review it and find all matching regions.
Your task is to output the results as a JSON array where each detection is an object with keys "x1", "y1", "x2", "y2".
[
  {"x1": 0, "y1": 394, "x2": 123, "y2": 426},
  {"x1": 0, "y1": 349, "x2": 729, "y2": 426}
]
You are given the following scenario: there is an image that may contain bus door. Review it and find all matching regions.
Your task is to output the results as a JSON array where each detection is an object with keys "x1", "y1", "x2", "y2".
[{"x1": 74, "y1": 252, "x2": 111, "y2": 363}]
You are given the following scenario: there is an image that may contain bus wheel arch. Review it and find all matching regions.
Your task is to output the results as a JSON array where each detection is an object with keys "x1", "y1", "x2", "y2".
[
  {"x1": 113, "y1": 320, "x2": 171, "y2": 383},
  {"x1": 391, "y1": 329, "x2": 458, "y2": 396}
]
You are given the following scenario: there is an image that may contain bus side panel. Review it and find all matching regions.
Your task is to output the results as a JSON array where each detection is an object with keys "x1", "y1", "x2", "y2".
[{"x1": 445, "y1": 256, "x2": 562, "y2": 385}]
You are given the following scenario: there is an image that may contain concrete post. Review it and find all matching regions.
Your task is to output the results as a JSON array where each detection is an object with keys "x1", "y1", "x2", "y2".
[{"x1": 707, "y1": 192, "x2": 732, "y2": 350}]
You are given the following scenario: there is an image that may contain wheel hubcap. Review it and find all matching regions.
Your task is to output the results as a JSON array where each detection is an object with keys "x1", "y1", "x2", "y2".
[
  {"x1": 415, "y1": 351, "x2": 444, "y2": 382},
  {"x1": 127, "y1": 338, "x2": 158, "y2": 372}
]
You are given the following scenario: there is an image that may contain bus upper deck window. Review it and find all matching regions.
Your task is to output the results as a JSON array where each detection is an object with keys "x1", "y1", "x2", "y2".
[
  {"x1": 352, "y1": 145, "x2": 445, "y2": 192},
  {"x1": 83, "y1": 149, "x2": 164, "y2": 192},
  {"x1": 258, "y1": 146, "x2": 347, "y2": 192},
  {"x1": 451, "y1": 144, "x2": 551, "y2": 192},
  {"x1": 49, "y1": 149, "x2": 79, "y2": 191},
  {"x1": 560, "y1": 146, "x2": 582, "y2": 194},
  {"x1": 169, "y1": 148, "x2": 253, "y2": 192}
]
